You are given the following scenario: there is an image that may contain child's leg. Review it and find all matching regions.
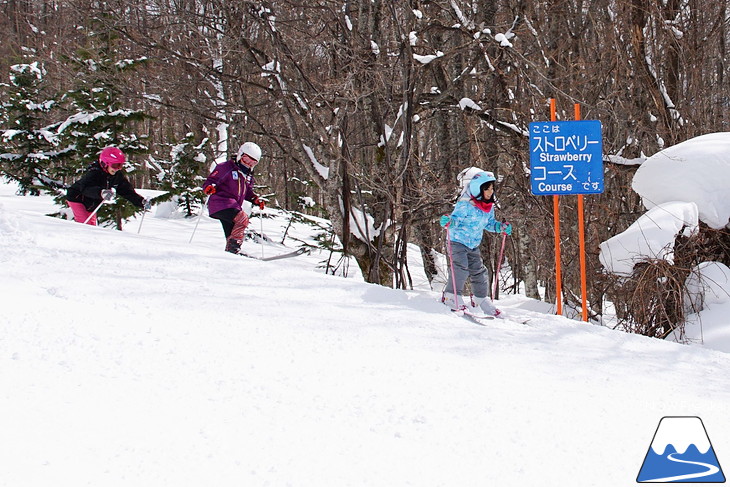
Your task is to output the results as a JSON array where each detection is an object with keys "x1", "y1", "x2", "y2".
[
  {"x1": 465, "y1": 248, "x2": 501, "y2": 316},
  {"x1": 229, "y1": 210, "x2": 249, "y2": 243},
  {"x1": 209, "y1": 208, "x2": 242, "y2": 252},
  {"x1": 465, "y1": 247, "x2": 490, "y2": 298},
  {"x1": 225, "y1": 210, "x2": 249, "y2": 254},
  {"x1": 444, "y1": 241, "x2": 471, "y2": 307},
  {"x1": 210, "y1": 208, "x2": 237, "y2": 238},
  {"x1": 68, "y1": 201, "x2": 97, "y2": 225}
]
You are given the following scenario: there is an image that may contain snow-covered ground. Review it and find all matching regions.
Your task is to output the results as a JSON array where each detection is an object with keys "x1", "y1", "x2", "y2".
[{"x1": 2, "y1": 182, "x2": 730, "y2": 487}]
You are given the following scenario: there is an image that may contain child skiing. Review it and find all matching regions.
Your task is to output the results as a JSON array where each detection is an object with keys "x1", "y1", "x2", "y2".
[
  {"x1": 440, "y1": 170, "x2": 513, "y2": 318},
  {"x1": 202, "y1": 142, "x2": 265, "y2": 254},
  {"x1": 66, "y1": 146, "x2": 149, "y2": 225}
]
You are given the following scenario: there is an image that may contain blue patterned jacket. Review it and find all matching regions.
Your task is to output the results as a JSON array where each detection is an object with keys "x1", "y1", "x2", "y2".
[{"x1": 448, "y1": 194, "x2": 501, "y2": 249}]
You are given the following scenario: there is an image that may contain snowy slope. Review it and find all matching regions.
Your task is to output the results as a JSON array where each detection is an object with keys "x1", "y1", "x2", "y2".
[{"x1": 2, "y1": 184, "x2": 730, "y2": 487}]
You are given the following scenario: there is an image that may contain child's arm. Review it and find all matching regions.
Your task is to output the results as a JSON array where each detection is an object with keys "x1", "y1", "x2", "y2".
[
  {"x1": 449, "y1": 200, "x2": 469, "y2": 220},
  {"x1": 483, "y1": 209, "x2": 503, "y2": 234},
  {"x1": 115, "y1": 177, "x2": 145, "y2": 207},
  {"x1": 202, "y1": 163, "x2": 225, "y2": 191}
]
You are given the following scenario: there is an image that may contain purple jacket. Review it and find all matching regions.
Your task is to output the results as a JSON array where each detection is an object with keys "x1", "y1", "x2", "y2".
[{"x1": 203, "y1": 159, "x2": 257, "y2": 215}]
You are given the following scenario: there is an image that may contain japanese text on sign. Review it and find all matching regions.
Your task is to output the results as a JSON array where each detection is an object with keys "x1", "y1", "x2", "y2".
[{"x1": 529, "y1": 120, "x2": 604, "y2": 195}]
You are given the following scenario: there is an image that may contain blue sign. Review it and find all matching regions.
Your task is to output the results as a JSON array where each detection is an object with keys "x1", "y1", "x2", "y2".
[{"x1": 529, "y1": 120, "x2": 604, "y2": 195}]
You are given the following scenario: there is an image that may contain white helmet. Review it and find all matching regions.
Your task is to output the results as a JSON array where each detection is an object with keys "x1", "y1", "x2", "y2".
[
  {"x1": 237, "y1": 142, "x2": 262, "y2": 163},
  {"x1": 457, "y1": 166, "x2": 485, "y2": 191}
]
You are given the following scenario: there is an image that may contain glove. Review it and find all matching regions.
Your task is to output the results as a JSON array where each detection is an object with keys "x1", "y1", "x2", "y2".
[
  {"x1": 252, "y1": 196, "x2": 265, "y2": 210},
  {"x1": 439, "y1": 215, "x2": 451, "y2": 228},
  {"x1": 142, "y1": 198, "x2": 152, "y2": 211},
  {"x1": 501, "y1": 222, "x2": 513, "y2": 236},
  {"x1": 203, "y1": 185, "x2": 216, "y2": 195},
  {"x1": 101, "y1": 188, "x2": 116, "y2": 202}
]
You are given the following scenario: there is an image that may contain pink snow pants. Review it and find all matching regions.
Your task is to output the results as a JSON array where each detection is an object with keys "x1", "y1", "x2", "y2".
[{"x1": 68, "y1": 201, "x2": 98, "y2": 226}]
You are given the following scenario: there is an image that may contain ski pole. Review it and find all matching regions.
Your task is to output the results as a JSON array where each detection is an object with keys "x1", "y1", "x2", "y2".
[
  {"x1": 83, "y1": 200, "x2": 106, "y2": 225},
  {"x1": 189, "y1": 195, "x2": 210, "y2": 243},
  {"x1": 445, "y1": 224, "x2": 465, "y2": 311},
  {"x1": 492, "y1": 228, "x2": 508, "y2": 299},
  {"x1": 259, "y1": 209, "x2": 265, "y2": 259},
  {"x1": 137, "y1": 209, "x2": 146, "y2": 234}
]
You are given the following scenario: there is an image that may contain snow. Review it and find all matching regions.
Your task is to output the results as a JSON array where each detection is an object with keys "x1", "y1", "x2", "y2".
[
  {"x1": 495, "y1": 33, "x2": 513, "y2": 47},
  {"x1": 413, "y1": 51, "x2": 443, "y2": 64},
  {"x1": 347, "y1": 204, "x2": 382, "y2": 242},
  {"x1": 599, "y1": 132, "x2": 730, "y2": 353},
  {"x1": 409, "y1": 31, "x2": 418, "y2": 46},
  {"x1": 370, "y1": 40, "x2": 380, "y2": 56},
  {"x1": 599, "y1": 201, "x2": 699, "y2": 276},
  {"x1": 678, "y1": 262, "x2": 730, "y2": 352},
  {"x1": 302, "y1": 143, "x2": 329, "y2": 180},
  {"x1": 458, "y1": 97, "x2": 482, "y2": 111},
  {"x1": 3, "y1": 181, "x2": 730, "y2": 486},
  {"x1": 605, "y1": 154, "x2": 645, "y2": 166},
  {"x1": 11, "y1": 61, "x2": 43, "y2": 78},
  {"x1": 632, "y1": 132, "x2": 730, "y2": 229},
  {"x1": 57, "y1": 111, "x2": 106, "y2": 133}
]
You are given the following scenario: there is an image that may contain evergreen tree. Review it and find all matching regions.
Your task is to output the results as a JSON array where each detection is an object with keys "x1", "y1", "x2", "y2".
[
  {"x1": 0, "y1": 59, "x2": 63, "y2": 195},
  {"x1": 151, "y1": 133, "x2": 210, "y2": 217},
  {"x1": 55, "y1": 25, "x2": 150, "y2": 228}
]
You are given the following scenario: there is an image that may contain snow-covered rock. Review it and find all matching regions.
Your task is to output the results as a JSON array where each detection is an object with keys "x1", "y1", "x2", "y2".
[
  {"x1": 599, "y1": 201, "x2": 698, "y2": 276},
  {"x1": 632, "y1": 132, "x2": 730, "y2": 229}
]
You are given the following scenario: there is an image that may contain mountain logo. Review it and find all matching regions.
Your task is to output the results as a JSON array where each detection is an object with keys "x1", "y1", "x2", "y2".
[{"x1": 637, "y1": 416, "x2": 726, "y2": 483}]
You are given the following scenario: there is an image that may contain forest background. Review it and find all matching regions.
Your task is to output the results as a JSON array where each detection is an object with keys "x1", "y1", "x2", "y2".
[{"x1": 1, "y1": 0, "x2": 729, "y2": 337}]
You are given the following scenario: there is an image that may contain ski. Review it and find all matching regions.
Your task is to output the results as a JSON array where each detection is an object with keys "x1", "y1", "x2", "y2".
[
  {"x1": 452, "y1": 308, "x2": 495, "y2": 326},
  {"x1": 452, "y1": 308, "x2": 534, "y2": 326},
  {"x1": 238, "y1": 247, "x2": 308, "y2": 262}
]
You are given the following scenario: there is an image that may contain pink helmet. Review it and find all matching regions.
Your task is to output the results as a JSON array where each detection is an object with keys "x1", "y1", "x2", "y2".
[{"x1": 99, "y1": 146, "x2": 126, "y2": 170}]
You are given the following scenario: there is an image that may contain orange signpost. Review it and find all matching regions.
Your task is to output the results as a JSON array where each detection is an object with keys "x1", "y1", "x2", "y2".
[
  {"x1": 550, "y1": 99, "x2": 563, "y2": 316},
  {"x1": 574, "y1": 103, "x2": 588, "y2": 322},
  {"x1": 542, "y1": 99, "x2": 592, "y2": 321}
]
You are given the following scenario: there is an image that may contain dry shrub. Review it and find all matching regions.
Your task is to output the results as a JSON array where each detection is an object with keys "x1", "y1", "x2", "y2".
[
  {"x1": 606, "y1": 225, "x2": 730, "y2": 339},
  {"x1": 610, "y1": 259, "x2": 688, "y2": 338}
]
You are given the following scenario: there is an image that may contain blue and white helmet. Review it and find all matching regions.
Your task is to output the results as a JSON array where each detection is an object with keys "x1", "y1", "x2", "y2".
[
  {"x1": 457, "y1": 166, "x2": 485, "y2": 190},
  {"x1": 468, "y1": 171, "x2": 496, "y2": 199}
]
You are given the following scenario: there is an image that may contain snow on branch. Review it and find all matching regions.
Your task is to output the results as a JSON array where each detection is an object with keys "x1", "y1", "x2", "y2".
[
  {"x1": 302, "y1": 143, "x2": 329, "y2": 180},
  {"x1": 413, "y1": 51, "x2": 444, "y2": 64}
]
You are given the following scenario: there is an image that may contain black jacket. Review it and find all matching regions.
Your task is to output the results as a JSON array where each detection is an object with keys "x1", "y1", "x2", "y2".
[{"x1": 67, "y1": 162, "x2": 145, "y2": 212}]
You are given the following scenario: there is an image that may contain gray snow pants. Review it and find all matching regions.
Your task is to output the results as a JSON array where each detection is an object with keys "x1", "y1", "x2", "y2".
[{"x1": 445, "y1": 241, "x2": 491, "y2": 299}]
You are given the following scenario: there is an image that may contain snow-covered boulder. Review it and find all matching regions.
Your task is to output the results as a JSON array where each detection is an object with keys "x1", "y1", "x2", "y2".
[
  {"x1": 632, "y1": 132, "x2": 730, "y2": 229},
  {"x1": 599, "y1": 201, "x2": 699, "y2": 276}
]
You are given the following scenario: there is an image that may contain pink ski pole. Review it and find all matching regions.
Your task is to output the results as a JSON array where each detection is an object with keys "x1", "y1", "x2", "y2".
[
  {"x1": 445, "y1": 224, "x2": 465, "y2": 311},
  {"x1": 492, "y1": 229, "x2": 508, "y2": 299}
]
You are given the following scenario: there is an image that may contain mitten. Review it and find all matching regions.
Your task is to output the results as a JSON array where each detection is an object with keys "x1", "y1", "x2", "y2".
[
  {"x1": 203, "y1": 185, "x2": 216, "y2": 195},
  {"x1": 253, "y1": 196, "x2": 265, "y2": 210},
  {"x1": 101, "y1": 189, "x2": 116, "y2": 202},
  {"x1": 501, "y1": 222, "x2": 513, "y2": 236},
  {"x1": 143, "y1": 198, "x2": 152, "y2": 211},
  {"x1": 439, "y1": 215, "x2": 451, "y2": 228}
]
